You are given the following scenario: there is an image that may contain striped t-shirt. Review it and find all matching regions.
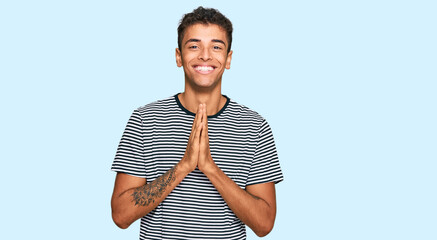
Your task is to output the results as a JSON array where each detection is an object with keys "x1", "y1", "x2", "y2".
[{"x1": 112, "y1": 94, "x2": 283, "y2": 240}]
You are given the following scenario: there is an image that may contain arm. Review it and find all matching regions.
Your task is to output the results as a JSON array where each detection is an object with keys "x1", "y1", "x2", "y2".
[
  {"x1": 197, "y1": 104, "x2": 277, "y2": 237},
  {"x1": 111, "y1": 105, "x2": 204, "y2": 229},
  {"x1": 205, "y1": 169, "x2": 277, "y2": 237},
  {"x1": 111, "y1": 164, "x2": 190, "y2": 229}
]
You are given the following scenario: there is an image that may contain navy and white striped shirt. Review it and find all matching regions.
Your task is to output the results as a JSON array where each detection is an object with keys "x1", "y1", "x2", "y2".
[{"x1": 112, "y1": 94, "x2": 283, "y2": 240}]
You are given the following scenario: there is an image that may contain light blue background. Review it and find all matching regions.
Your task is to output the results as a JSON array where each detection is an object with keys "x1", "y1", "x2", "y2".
[{"x1": 1, "y1": 0, "x2": 436, "y2": 239}]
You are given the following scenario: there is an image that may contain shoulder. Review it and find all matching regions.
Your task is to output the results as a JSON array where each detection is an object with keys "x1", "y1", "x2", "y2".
[
  {"x1": 134, "y1": 95, "x2": 177, "y2": 118},
  {"x1": 137, "y1": 95, "x2": 175, "y2": 112},
  {"x1": 225, "y1": 97, "x2": 267, "y2": 127}
]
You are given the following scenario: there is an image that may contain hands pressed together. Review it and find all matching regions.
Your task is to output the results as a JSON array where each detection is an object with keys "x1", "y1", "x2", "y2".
[{"x1": 181, "y1": 103, "x2": 217, "y2": 175}]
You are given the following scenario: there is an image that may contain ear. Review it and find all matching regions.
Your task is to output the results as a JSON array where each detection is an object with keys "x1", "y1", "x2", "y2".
[
  {"x1": 175, "y1": 48, "x2": 182, "y2": 67},
  {"x1": 225, "y1": 50, "x2": 233, "y2": 69}
]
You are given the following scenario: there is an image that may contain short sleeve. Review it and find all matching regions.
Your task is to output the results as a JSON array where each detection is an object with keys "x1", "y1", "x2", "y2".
[
  {"x1": 111, "y1": 109, "x2": 148, "y2": 178},
  {"x1": 246, "y1": 119, "x2": 283, "y2": 186}
]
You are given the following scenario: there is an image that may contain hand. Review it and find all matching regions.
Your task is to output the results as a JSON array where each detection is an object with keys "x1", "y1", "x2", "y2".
[
  {"x1": 197, "y1": 104, "x2": 217, "y2": 174},
  {"x1": 180, "y1": 104, "x2": 204, "y2": 174}
]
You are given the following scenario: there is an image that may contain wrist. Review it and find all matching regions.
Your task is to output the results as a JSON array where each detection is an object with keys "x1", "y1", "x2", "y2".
[
  {"x1": 177, "y1": 158, "x2": 194, "y2": 177},
  {"x1": 200, "y1": 159, "x2": 220, "y2": 177}
]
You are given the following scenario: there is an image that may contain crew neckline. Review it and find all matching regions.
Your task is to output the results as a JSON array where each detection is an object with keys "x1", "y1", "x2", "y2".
[{"x1": 174, "y1": 93, "x2": 230, "y2": 118}]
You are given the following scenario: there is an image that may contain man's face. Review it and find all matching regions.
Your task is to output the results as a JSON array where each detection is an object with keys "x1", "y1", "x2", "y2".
[{"x1": 176, "y1": 23, "x2": 233, "y2": 91}]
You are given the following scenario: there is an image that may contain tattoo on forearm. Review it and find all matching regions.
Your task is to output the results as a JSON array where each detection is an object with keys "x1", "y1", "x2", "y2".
[{"x1": 131, "y1": 166, "x2": 177, "y2": 207}]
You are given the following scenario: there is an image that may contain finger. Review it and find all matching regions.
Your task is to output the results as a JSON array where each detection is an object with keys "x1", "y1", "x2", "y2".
[
  {"x1": 203, "y1": 104, "x2": 208, "y2": 128},
  {"x1": 203, "y1": 104, "x2": 208, "y2": 138},
  {"x1": 195, "y1": 104, "x2": 203, "y2": 126},
  {"x1": 198, "y1": 106, "x2": 208, "y2": 149},
  {"x1": 194, "y1": 121, "x2": 203, "y2": 144},
  {"x1": 196, "y1": 104, "x2": 203, "y2": 127},
  {"x1": 189, "y1": 104, "x2": 203, "y2": 142},
  {"x1": 199, "y1": 118, "x2": 206, "y2": 150},
  {"x1": 196, "y1": 104, "x2": 203, "y2": 128},
  {"x1": 190, "y1": 106, "x2": 200, "y2": 135}
]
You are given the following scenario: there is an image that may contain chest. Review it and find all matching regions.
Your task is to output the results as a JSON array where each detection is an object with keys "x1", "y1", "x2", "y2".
[{"x1": 151, "y1": 119, "x2": 258, "y2": 187}]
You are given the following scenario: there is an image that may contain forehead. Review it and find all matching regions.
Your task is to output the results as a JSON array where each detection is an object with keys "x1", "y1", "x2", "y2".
[{"x1": 183, "y1": 23, "x2": 228, "y2": 44}]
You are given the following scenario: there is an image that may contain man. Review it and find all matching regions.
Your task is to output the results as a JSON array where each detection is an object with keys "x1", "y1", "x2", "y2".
[{"x1": 111, "y1": 6, "x2": 283, "y2": 239}]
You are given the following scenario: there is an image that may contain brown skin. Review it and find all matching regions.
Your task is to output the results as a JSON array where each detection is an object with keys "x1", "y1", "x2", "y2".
[
  {"x1": 111, "y1": 23, "x2": 277, "y2": 237},
  {"x1": 197, "y1": 104, "x2": 277, "y2": 237},
  {"x1": 111, "y1": 106, "x2": 204, "y2": 229},
  {"x1": 175, "y1": 23, "x2": 232, "y2": 115}
]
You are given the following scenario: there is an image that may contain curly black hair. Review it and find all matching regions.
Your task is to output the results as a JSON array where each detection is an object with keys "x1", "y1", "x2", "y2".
[{"x1": 177, "y1": 6, "x2": 233, "y2": 53}]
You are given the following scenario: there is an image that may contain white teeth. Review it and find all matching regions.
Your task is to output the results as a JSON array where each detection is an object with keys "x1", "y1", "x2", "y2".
[{"x1": 195, "y1": 66, "x2": 214, "y2": 72}]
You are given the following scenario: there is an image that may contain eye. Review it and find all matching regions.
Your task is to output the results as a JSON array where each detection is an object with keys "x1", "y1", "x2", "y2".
[
  {"x1": 213, "y1": 46, "x2": 222, "y2": 50},
  {"x1": 189, "y1": 45, "x2": 198, "y2": 49}
]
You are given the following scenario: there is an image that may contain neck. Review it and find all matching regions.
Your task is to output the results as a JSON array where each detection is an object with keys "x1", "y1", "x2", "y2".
[{"x1": 179, "y1": 86, "x2": 226, "y2": 116}]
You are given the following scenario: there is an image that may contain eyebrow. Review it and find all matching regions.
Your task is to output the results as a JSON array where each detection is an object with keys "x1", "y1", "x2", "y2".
[
  {"x1": 184, "y1": 39, "x2": 200, "y2": 46},
  {"x1": 184, "y1": 38, "x2": 226, "y2": 46},
  {"x1": 212, "y1": 39, "x2": 226, "y2": 46}
]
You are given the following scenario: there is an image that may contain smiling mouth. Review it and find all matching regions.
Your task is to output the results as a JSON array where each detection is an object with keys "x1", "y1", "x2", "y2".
[{"x1": 193, "y1": 65, "x2": 216, "y2": 74}]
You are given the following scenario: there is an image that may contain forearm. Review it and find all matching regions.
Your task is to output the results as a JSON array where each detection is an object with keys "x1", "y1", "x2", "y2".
[
  {"x1": 204, "y1": 166, "x2": 276, "y2": 237},
  {"x1": 111, "y1": 162, "x2": 190, "y2": 229}
]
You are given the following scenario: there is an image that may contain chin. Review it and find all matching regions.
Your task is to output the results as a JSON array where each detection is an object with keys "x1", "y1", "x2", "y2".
[{"x1": 194, "y1": 79, "x2": 219, "y2": 89}]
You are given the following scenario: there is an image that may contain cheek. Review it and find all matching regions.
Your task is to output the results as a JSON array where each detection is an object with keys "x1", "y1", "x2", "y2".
[
  {"x1": 181, "y1": 52, "x2": 194, "y2": 63},
  {"x1": 214, "y1": 54, "x2": 228, "y2": 65}
]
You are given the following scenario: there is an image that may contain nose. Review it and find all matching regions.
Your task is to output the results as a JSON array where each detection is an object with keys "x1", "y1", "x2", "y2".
[{"x1": 198, "y1": 47, "x2": 212, "y2": 61}]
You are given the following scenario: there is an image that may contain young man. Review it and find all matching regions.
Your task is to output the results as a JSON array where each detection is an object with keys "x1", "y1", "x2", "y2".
[{"x1": 111, "y1": 7, "x2": 283, "y2": 240}]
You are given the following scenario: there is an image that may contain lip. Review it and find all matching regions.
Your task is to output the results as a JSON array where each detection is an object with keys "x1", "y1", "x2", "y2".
[{"x1": 193, "y1": 65, "x2": 216, "y2": 74}]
